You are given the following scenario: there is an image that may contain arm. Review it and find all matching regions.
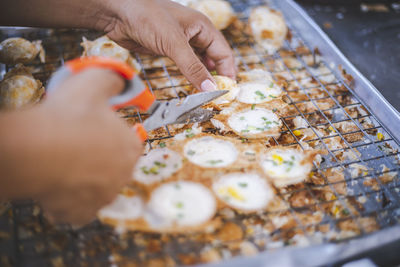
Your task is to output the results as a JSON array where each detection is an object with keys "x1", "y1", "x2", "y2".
[
  {"x1": 0, "y1": 0, "x2": 236, "y2": 91},
  {"x1": 0, "y1": 69, "x2": 143, "y2": 224}
]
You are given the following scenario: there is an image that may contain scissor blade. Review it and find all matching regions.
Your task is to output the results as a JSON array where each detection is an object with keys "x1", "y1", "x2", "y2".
[{"x1": 142, "y1": 90, "x2": 228, "y2": 131}]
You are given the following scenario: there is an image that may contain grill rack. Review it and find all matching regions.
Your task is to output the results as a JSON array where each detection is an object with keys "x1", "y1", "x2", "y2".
[{"x1": 1, "y1": 0, "x2": 400, "y2": 266}]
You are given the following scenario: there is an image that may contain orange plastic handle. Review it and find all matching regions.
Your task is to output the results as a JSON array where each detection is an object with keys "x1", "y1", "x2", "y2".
[
  {"x1": 134, "y1": 123, "x2": 148, "y2": 142},
  {"x1": 66, "y1": 57, "x2": 135, "y2": 79}
]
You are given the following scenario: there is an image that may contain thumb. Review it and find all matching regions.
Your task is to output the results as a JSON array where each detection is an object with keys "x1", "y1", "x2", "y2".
[{"x1": 169, "y1": 40, "x2": 217, "y2": 91}]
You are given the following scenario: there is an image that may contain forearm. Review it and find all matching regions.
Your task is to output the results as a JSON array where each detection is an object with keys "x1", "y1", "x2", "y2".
[{"x1": 0, "y1": 0, "x2": 118, "y2": 31}]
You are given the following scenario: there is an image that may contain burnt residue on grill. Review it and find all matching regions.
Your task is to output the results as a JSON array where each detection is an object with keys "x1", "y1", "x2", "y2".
[{"x1": 1, "y1": 0, "x2": 400, "y2": 266}]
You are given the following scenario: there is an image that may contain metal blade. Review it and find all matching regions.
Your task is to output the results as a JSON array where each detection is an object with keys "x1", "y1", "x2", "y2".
[
  {"x1": 174, "y1": 107, "x2": 216, "y2": 124},
  {"x1": 142, "y1": 90, "x2": 228, "y2": 131}
]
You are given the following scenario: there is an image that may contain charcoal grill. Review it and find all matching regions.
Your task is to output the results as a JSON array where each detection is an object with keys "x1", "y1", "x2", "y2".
[{"x1": 1, "y1": 0, "x2": 400, "y2": 266}]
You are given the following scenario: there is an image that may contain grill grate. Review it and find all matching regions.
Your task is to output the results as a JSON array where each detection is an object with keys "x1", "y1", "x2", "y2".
[{"x1": 1, "y1": 0, "x2": 400, "y2": 266}]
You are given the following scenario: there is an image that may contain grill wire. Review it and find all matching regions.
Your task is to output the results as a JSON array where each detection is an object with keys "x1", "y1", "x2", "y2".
[{"x1": 1, "y1": 0, "x2": 400, "y2": 266}]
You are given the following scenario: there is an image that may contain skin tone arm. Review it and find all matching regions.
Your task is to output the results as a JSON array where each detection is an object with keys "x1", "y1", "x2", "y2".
[
  {"x1": 0, "y1": 0, "x2": 236, "y2": 225},
  {"x1": 0, "y1": 0, "x2": 236, "y2": 90}
]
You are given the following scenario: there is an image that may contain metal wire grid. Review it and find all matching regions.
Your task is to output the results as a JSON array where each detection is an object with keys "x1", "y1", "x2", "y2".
[{"x1": 1, "y1": 1, "x2": 400, "y2": 266}]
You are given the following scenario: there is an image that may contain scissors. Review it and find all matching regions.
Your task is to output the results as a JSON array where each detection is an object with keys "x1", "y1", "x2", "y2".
[{"x1": 47, "y1": 56, "x2": 227, "y2": 141}]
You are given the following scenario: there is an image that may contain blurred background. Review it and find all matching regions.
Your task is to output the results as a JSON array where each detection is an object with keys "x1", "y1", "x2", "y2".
[{"x1": 296, "y1": 0, "x2": 400, "y2": 111}]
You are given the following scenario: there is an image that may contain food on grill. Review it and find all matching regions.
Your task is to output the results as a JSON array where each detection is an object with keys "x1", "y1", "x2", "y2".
[
  {"x1": 133, "y1": 148, "x2": 183, "y2": 185},
  {"x1": 213, "y1": 172, "x2": 274, "y2": 211},
  {"x1": 236, "y1": 69, "x2": 284, "y2": 104},
  {"x1": 183, "y1": 136, "x2": 238, "y2": 168},
  {"x1": 260, "y1": 147, "x2": 317, "y2": 187},
  {"x1": 226, "y1": 107, "x2": 282, "y2": 139},
  {"x1": 211, "y1": 75, "x2": 239, "y2": 105},
  {"x1": 98, "y1": 193, "x2": 144, "y2": 222},
  {"x1": 248, "y1": 6, "x2": 288, "y2": 54},
  {"x1": 0, "y1": 37, "x2": 45, "y2": 64},
  {"x1": 145, "y1": 181, "x2": 216, "y2": 229},
  {"x1": 190, "y1": 0, "x2": 236, "y2": 30},
  {"x1": 0, "y1": 65, "x2": 44, "y2": 109},
  {"x1": 81, "y1": 36, "x2": 140, "y2": 70}
]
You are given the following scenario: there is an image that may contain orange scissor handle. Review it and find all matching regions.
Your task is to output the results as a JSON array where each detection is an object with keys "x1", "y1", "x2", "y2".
[
  {"x1": 66, "y1": 57, "x2": 155, "y2": 112},
  {"x1": 134, "y1": 123, "x2": 148, "y2": 142}
]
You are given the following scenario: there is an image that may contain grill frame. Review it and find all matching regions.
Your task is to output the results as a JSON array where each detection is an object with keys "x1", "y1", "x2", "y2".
[{"x1": 1, "y1": 0, "x2": 400, "y2": 266}]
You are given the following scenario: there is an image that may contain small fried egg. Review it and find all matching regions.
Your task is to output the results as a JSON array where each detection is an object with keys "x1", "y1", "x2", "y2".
[
  {"x1": 190, "y1": 0, "x2": 235, "y2": 30},
  {"x1": 0, "y1": 38, "x2": 45, "y2": 64},
  {"x1": 145, "y1": 181, "x2": 216, "y2": 228},
  {"x1": 260, "y1": 148, "x2": 314, "y2": 187},
  {"x1": 228, "y1": 108, "x2": 281, "y2": 138},
  {"x1": 133, "y1": 148, "x2": 183, "y2": 185},
  {"x1": 213, "y1": 173, "x2": 274, "y2": 211},
  {"x1": 237, "y1": 81, "x2": 282, "y2": 104},
  {"x1": 98, "y1": 194, "x2": 144, "y2": 221},
  {"x1": 249, "y1": 6, "x2": 288, "y2": 54},
  {"x1": 184, "y1": 136, "x2": 238, "y2": 168}
]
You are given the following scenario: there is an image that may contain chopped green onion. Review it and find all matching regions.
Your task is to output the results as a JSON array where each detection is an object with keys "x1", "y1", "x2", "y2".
[
  {"x1": 186, "y1": 133, "x2": 195, "y2": 138},
  {"x1": 175, "y1": 184, "x2": 181, "y2": 190},
  {"x1": 175, "y1": 202, "x2": 184, "y2": 209},
  {"x1": 187, "y1": 150, "x2": 196, "y2": 156},
  {"x1": 255, "y1": 90, "x2": 266, "y2": 99},
  {"x1": 159, "y1": 142, "x2": 166, "y2": 148},
  {"x1": 269, "y1": 95, "x2": 277, "y2": 99},
  {"x1": 272, "y1": 108, "x2": 278, "y2": 113},
  {"x1": 251, "y1": 104, "x2": 256, "y2": 110},
  {"x1": 207, "y1": 159, "x2": 224, "y2": 165},
  {"x1": 269, "y1": 82, "x2": 274, "y2": 88},
  {"x1": 240, "y1": 116, "x2": 245, "y2": 120},
  {"x1": 141, "y1": 166, "x2": 150, "y2": 174},
  {"x1": 154, "y1": 161, "x2": 167, "y2": 168},
  {"x1": 238, "y1": 183, "x2": 248, "y2": 188}
]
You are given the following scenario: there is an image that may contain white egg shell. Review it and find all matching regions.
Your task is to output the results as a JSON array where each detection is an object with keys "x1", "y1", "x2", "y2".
[
  {"x1": 133, "y1": 148, "x2": 183, "y2": 185},
  {"x1": 145, "y1": 181, "x2": 216, "y2": 228},
  {"x1": 184, "y1": 136, "x2": 238, "y2": 168},
  {"x1": 213, "y1": 173, "x2": 274, "y2": 211}
]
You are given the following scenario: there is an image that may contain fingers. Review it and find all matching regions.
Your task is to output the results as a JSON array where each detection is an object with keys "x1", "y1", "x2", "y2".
[
  {"x1": 188, "y1": 20, "x2": 236, "y2": 79},
  {"x1": 53, "y1": 68, "x2": 125, "y2": 105},
  {"x1": 169, "y1": 38, "x2": 217, "y2": 91}
]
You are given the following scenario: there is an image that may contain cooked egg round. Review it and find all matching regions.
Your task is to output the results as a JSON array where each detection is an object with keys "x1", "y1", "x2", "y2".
[
  {"x1": 0, "y1": 38, "x2": 43, "y2": 64},
  {"x1": 145, "y1": 181, "x2": 216, "y2": 228},
  {"x1": 133, "y1": 148, "x2": 183, "y2": 185},
  {"x1": 260, "y1": 148, "x2": 313, "y2": 187},
  {"x1": 213, "y1": 173, "x2": 274, "y2": 211},
  {"x1": 190, "y1": 0, "x2": 235, "y2": 30},
  {"x1": 237, "y1": 82, "x2": 282, "y2": 104},
  {"x1": 249, "y1": 6, "x2": 288, "y2": 54},
  {"x1": 184, "y1": 136, "x2": 238, "y2": 168},
  {"x1": 98, "y1": 194, "x2": 144, "y2": 221},
  {"x1": 228, "y1": 108, "x2": 281, "y2": 138},
  {"x1": 212, "y1": 75, "x2": 239, "y2": 105}
]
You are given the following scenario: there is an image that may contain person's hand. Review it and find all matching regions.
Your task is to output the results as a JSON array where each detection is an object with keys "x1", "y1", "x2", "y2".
[
  {"x1": 0, "y1": 69, "x2": 143, "y2": 225},
  {"x1": 104, "y1": 0, "x2": 236, "y2": 91}
]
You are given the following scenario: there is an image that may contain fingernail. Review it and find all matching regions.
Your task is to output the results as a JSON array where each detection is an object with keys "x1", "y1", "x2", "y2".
[{"x1": 201, "y1": 79, "x2": 217, "y2": 91}]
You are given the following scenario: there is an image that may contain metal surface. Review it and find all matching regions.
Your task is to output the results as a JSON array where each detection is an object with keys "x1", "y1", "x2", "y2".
[{"x1": 1, "y1": 0, "x2": 400, "y2": 266}]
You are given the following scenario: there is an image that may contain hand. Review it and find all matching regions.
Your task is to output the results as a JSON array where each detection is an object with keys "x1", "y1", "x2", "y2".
[
  {"x1": 104, "y1": 0, "x2": 236, "y2": 91},
  {"x1": 0, "y1": 69, "x2": 143, "y2": 225}
]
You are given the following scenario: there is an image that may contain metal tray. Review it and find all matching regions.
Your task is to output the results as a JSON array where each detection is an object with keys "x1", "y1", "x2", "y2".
[{"x1": 1, "y1": 0, "x2": 400, "y2": 266}]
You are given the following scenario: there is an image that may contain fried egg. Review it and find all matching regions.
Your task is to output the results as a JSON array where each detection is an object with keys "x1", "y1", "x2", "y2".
[
  {"x1": 133, "y1": 148, "x2": 183, "y2": 185},
  {"x1": 228, "y1": 108, "x2": 281, "y2": 139},
  {"x1": 145, "y1": 181, "x2": 216, "y2": 228},
  {"x1": 184, "y1": 136, "x2": 238, "y2": 168},
  {"x1": 0, "y1": 37, "x2": 45, "y2": 64},
  {"x1": 237, "y1": 81, "x2": 283, "y2": 104},
  {"x1": 260, "y1": 148, "x2": 314, "y2": 187},
  {"x1": 190, "y1": 0, "x2": 235, "y2": 30},
  {"x1": 248, "y1": 6, "x2": 288, "y2": 54},
  {"x1": 98, "y1": 194, "x2": 144, "y2": 221},
  {"x1": 81, "y1": 36, "x2": 140, "y2": 70},
  {"x1": 213, "y1": 173, "x2": 274, "y2": 211},
  {"x1": 0, "y1": 65, "x2": 44, "y2": 109}
]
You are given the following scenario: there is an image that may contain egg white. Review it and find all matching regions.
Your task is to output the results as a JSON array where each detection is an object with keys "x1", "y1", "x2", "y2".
[
  {"x1": 133, "y1": 148, "x2": 183, "y2": 185},
  {"x1": 228, "y1": 108, "x2": 281, "y2": 136},
  {"x1": 260, "y1": 148, "x2": 312, "y2": 187},
  {"x1": 184, "y1": 136, "x2": 238, "y2": 168},
  {"x1": 213, "y1": 173, "x2": 274, "y2": 211},
  {"x1": 98, "y1": 195, "x2": 144, "y2": 221},
  {"x1": 145, "y1": 181, "x2": 216, "y2": 228}
]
